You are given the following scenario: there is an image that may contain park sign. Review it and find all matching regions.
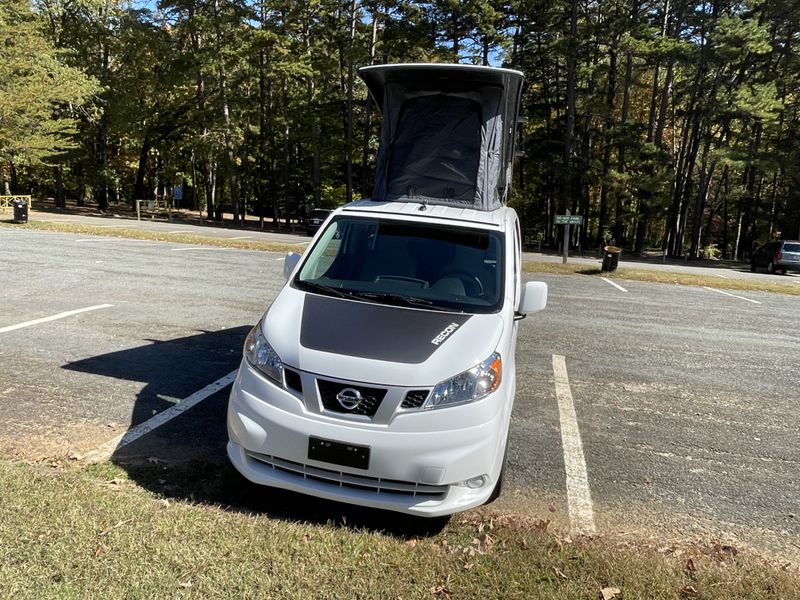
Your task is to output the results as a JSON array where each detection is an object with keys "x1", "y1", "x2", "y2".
[{"x1": 554, "y1": 214, "x2": 583, "y2": 225}]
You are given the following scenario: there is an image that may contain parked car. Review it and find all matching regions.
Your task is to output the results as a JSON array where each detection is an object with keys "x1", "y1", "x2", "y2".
[
  {"x1": 226, "y1": 63, "x2": 548, "y2": 517},
  {"x1": 750, "y1": 240, "x2": 800, "y2": 274},
  {"x1": 305, "y1": 209, "x2": 331, "y2": 236}
]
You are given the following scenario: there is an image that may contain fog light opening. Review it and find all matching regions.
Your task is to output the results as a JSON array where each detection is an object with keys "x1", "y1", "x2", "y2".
[{"x1": 464, "y1": 475, "x2": 488, "y2": 489}]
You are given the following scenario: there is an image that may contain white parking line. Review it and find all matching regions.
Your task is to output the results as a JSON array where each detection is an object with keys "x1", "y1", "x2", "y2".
[
  {"x1": 87, "y1": 370, "x2": 237, "y2": 462},
  {"x1": 702, "y1": 286, "x2": 761, "y2": 304},
  {"x1": 169, "y1": 246, "x2": 231, "y2": 252},
  {"x1": 552, "y1": 354, "x2": 596, "y2": 536},
  {"x1": 600, "y1": 277, "x2": 628, "y2": 293},
  {"x1": 0, "y1": 304, "x2": 113, "y2": 334}
]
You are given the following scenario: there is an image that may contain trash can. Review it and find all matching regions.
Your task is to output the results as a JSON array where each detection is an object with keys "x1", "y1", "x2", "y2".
[
  {"x1": 12, "y1": 199, "x2": 28, "y2": 224},
  {"x1": 601, "y1": 245, "x2": 621, "y2": 272}
]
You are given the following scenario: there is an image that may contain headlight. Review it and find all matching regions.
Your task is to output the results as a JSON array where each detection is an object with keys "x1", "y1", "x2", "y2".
[
  {"x1": 425, "y1": 353, "x2": 502, "y2": 410},
  {"x1": 244, "y1": 323, "x2": 283, "y2": 384}
]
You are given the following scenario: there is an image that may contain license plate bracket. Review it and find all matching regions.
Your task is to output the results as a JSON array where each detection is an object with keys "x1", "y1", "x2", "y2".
[{"x1": 308, "y1": 436, "x2": 370, "y2": 470}]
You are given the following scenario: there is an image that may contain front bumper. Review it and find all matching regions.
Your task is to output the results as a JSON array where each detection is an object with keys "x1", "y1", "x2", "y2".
[{"x1": 226, "y1": 364, "x2": 507, "y2": 517}]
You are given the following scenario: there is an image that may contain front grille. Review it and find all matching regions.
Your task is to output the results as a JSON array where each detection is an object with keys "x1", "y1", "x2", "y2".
[
  {"x1": 246, "y1": 452, "x2": 448, "y2": 498},
  {"x1": 401, "y1": 390, "x2": 430, "y2": 409},
  {"x1": 284, "y1": 368, "x2": 303, "y2": 394},
  {"x1": 317, "y1": 379, "x2": 386, "y2": 417}
]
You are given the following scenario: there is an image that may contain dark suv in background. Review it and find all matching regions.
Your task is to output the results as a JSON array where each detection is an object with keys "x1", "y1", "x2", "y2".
[
  {"x1": 750, "y1": 240, "x2": 800, "y2": 274},
  {"x1": 305, "y1": 209, "x2": 331, "y2": 236}
]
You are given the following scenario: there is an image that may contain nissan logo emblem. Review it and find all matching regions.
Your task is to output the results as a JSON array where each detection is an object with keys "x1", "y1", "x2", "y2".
[{"x1": 336, "y1": 387, "x2": 363, "y2": 410}]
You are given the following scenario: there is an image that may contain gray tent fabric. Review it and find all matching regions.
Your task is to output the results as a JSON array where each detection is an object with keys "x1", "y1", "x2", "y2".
[
  {"x1": 360, "y1": 63, "x2": 524, "y2": 212},
  {"x1": 387, "y1": 94, "x2": 482, "y2": 204}
]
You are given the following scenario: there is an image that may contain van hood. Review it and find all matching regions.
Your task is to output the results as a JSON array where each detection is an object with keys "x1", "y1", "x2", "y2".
[{"x1": 262, "y1": 286, "x2": 504, "y2": 387}]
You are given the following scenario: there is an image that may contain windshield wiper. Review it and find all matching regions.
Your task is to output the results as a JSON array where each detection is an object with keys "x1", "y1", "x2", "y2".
[
  {"x1": 297, "y1": 280, "x2": 357, "y2": 301},
  {"x1": 350, "y1": 291, "x2": 449, "y2": 311}
]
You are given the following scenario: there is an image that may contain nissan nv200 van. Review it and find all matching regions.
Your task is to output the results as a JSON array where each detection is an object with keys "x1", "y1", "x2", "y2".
[{"x1": 226, "y1": 63, "x2": 547, "y2": 517}]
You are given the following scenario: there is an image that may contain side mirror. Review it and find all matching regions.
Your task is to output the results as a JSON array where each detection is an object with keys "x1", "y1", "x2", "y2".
[
  {"x1": 519, "y1": 281, "x2": 547, "y2": 314},
  {"x1": 283, "y1": 252, "x2": 301, "y2": 281}
]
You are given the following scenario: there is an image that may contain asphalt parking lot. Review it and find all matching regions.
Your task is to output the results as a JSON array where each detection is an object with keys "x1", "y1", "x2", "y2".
[{"x1": 1, "y1": 226, "x2": 798, "y2": 561}]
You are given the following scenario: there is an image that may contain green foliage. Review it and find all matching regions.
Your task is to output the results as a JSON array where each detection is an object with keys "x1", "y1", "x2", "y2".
[
  {"x1": 0, "y1": 0, "x2": 98, "y2": 167},
  {"x1": 4, "y1": 0, "x2": 800, "y2": 253}
]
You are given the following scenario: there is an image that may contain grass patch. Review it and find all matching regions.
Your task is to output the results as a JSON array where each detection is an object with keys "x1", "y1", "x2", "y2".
[
  {"x1": 524, "y1": 261, "x2": 800, "y2": 296},
  {"x1": 0, "y1": 219, "x2": 304, "y2": 254},
  {"x1": 1, "y1": 460, "x2": 797, "y2": 598}
]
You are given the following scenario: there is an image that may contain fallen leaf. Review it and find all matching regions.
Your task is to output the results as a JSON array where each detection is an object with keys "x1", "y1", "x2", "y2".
[
  {"x1": 105, "y1": 422, "x2": 118, "y2": 429},
  {"x1": 430, "y1": 585, "x2": 452, "y2": 599},
  {"x1": 533, "y1": 519, "x2": 550, "y2": 532},
  {"x1": 681, "y1": 585, "x2": 699, "y2": 597},
  {"x1": 463, "y1": 562, "x2": 474, "y2": 572},
  {"x1": 94, "y1": 545, "x2": 105, "y2": 559},
  {"x1": 179, "y1": 581, "x2": 192, "y2": 589},
  {"x1": 68, "y1": 452, "x2": 83, "y2": 461},
  {"x1": 99, "y1": 519, "x2": 132, "y2": 537},
  {"x1": 549, "y1": 504, "x2": 557, "y2": 513},
  {"x1": 685, "y1": 558, "x2": 696, "y2": 572},
  {"x1": 405, "y1": 539, "x2": 419, "y2": 548},
  {"x1": 432, "y1": 539, "x2": 449, "y2": 553},
  {"x1": 102, "y1": 477, "x2": 127, "y2": 487},
  {"x1": 303, "y1": 533, "x2": 311, "y2": 544},
  {"x1": 601, "y1": 586, "x2": 621, "y2": 600}
]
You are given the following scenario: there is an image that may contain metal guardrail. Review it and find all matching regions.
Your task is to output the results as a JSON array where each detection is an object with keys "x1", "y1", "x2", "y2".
[
  {"x1": 135, "y1": 198, "x2": 171, "y2": 221},
  {"x1": 0, "y1": 195, "x2": 31, "y2": 212}
]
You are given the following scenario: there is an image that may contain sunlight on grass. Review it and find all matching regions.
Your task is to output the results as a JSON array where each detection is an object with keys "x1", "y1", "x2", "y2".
[{"x1": 0, "y1": 460, "x2": 797, "y2": 599}]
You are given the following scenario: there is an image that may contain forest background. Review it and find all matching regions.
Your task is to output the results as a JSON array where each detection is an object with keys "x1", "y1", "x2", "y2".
[{"x1": 2, "y1": 0, "x2": 799, "y2": 258}]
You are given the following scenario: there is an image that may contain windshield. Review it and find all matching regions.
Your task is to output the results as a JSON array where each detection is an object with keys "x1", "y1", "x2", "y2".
[{"x1": 295, "y1": 216, "x2": 504, "y2": 313}]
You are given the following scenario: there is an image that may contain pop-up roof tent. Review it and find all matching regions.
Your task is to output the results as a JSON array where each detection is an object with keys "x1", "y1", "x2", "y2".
[{"x1": 359, "y1": 63, "x2": 524, "y2": 212}]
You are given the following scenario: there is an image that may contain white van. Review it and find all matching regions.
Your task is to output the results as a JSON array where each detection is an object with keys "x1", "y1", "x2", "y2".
[{"x1": 226, "y1": 64, "x2": 547, "y2": 517}]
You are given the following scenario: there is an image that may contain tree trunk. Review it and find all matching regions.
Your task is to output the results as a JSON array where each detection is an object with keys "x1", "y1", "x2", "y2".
[
  {"x1": 282, "y1": 75, "x2": 291, "y2": 226},
  {"x1": 736, "y1": 123, "x2": 762, "y2": 258},
  {"x1": 598, "y1": 47, "x2": 617, "y2": 246},
  {"x1": 133, "y1": 136, "x2": 151, "y2": 202},
  {"x1": 560, "y1": 0, "x2": 578, "y2": 213},
  {"x1": 304, "y1": 12, "x2": 321, "y2": 210},
  {"x1": 55, "y1": 166, "x2": 65, "y2": 208},
  {"x1": 344, "y1": 0, "x2": 357, "y2": 204},
  {"x1": 9, "y1": 161, "x2": 18, "y2": 194},
  {"x1": 214, "y1": 0, "x2": 240, "y2": 225},
  {"x1": 360, "y1": 9, "x2": 379, "y2": 199}
]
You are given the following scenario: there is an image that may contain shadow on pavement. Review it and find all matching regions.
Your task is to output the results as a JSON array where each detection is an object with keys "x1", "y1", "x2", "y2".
[{"x1": 64, "y1": 327, "x2": 447, "y2": 538}]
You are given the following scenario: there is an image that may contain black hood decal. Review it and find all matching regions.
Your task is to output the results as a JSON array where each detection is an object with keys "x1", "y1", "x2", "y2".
[{"x1": 300, "y1": 294, "x2": 472, "y2": 364}]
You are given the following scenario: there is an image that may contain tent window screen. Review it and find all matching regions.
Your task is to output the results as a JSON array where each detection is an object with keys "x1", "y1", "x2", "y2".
[{"x1": 386, "y1": 94, "x2": 482, "y2": 204}]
